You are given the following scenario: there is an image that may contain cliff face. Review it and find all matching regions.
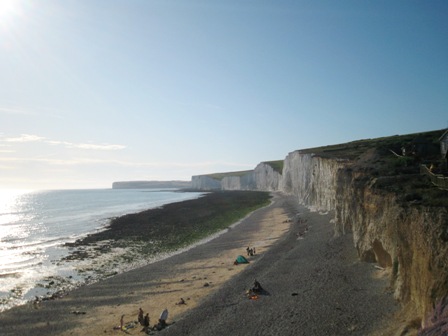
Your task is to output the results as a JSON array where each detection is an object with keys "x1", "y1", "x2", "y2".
[
  {"x1": 191, "y1": 175, "x2": 221, "y2": 190},
  {"x1": 253, "y1": 162, "x2": 282, "y2": 191},
  {"x1": 281, "y1": 151, "x2": 448, "y2": 322},
  {"x1": 191, "y1": 144, "x2": 448, "y2": 327},
  {"x1": 282, "y1": 151, "x2": 346, "y2": 212},
  {"x1": 221, "y1": 173, "x2": 256, "y2": 190},
  {"x1": 191, "y1": 162, "x2": 282, "y2": 191},
  {"x1": 334, "y1": 167, "x2": 448, "y2": 321}
]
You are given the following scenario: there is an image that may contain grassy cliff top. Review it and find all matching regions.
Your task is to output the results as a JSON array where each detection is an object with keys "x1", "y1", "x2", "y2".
[
  {"x1": 204, "y1": 170, "x2": 254, "y2": 181},
  {"x1": 299, "y1": 129, "x2": 444, "y2": 161},
  {"x1": 197, "y1": 129, "x2": 448, "y2": 206},
  {"x1": 262, "y1": 160, "x2": 284, "y2": 174},
  {"x1": 202, "y1": 160, "x2": 284, "y2": 180},
  {"x1": 302, "y1": 129, "x2": 447, "y2": 207}
]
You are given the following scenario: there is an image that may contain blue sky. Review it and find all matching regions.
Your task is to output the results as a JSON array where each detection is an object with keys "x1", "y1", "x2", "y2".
[{"x1": 0, "y1": 0, "x2": 447, "y2": 190}]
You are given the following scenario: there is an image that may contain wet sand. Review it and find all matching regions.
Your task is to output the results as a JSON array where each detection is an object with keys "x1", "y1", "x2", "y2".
[{"x1": 0, "y1": 193, "x2": 398, "y2": 336}]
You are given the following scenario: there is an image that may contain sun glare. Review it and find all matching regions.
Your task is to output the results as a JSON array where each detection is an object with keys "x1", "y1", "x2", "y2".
[{"x1": 0, "y1": 0, "x2": 20, "y2": 27}]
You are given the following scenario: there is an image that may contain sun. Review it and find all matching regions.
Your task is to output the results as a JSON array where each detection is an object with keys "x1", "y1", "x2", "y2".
[
  {"x1": 0, "y1": 0, "x2": 15, "y2": 15},
  {"x1": 0, "y1": 0, "x2": 20, "y2": 26}
]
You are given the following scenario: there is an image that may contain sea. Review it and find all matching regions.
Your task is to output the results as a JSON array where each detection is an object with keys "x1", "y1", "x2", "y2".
[{"x1": 0, "y1": 188, "x2": 203, "y2": 312}]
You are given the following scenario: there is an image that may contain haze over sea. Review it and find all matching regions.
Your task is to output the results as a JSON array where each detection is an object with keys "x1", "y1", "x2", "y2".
[{"x1": 0, "y1": 188, "x2": 202, "y2": 312}]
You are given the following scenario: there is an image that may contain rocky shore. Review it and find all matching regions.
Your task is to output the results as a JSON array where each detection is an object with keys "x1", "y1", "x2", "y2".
[{"x1": 20, "y1": 191, "x2": 271, "y2": 305}]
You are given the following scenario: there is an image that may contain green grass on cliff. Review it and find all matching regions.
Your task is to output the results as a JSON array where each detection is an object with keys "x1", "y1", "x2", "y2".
[
  {"x1": 299, "y1": 129, "x2": 443, "y2": 161},
  {"x1": 205, "y1": 170, "x2": 253, "y2": 181},
  {"x1": 302, "y1": 129, "x2": 448, "y2": 207},
  {"x1": 204, "y1": 161, "x2": 284, "y2": 180},
  {"x1": 197, "y1": 129, "x2": 447, "y2": 207},
  {"x1": 263, "y1": 160, "x2": 284, "y2": 174}
]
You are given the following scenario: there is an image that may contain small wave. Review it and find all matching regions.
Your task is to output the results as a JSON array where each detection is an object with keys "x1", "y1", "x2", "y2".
[
  {"x1": 0, "y1": 217, "x2": 22, "y2": 226},
  {"x1": 0, "y1": 271, "x2": 21, "y2": 279},
  {"x1": 0, "y1": 236, "x2": 24, "y2": 243},
  {"x1": 0, "y1": 255, "x2": 42, "y2": 271},
  {"x1": 0, "y1": 210, "x2": 31, "y2": 217},
  {"x1": 0, "y1": 221, "x2": 25, "y2": 227},
  {"x1": 2, "y1": 237, "x2": 69, "y2": 250}
]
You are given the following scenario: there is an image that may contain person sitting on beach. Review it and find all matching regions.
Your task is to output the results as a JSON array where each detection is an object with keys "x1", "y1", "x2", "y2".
[
  {"x1": 153, "y1": 308, "x2": 169, "y2": 331},
  {"x1": 138, "y1": 307, "x2": 144, "y2": 326},
  {"x1": 252, "y1": 279, "x2": 263, "y2": 294},
  {"x1": 159, "y1": 308, "x2": 169, "y2": 327},
  {"x1": 176, "y1": 297, "x2": 186, "y2": 305}
]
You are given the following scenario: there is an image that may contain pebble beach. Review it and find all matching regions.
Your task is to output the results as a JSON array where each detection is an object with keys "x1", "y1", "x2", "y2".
[{"x1": 0, "y1": 192, "x2": 398, "y2": 336}]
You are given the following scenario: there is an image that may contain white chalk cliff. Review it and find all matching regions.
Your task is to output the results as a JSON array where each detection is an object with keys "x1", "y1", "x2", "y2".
[{"x1": 190, "y1": 131, "x2": 448, "y2": 331}]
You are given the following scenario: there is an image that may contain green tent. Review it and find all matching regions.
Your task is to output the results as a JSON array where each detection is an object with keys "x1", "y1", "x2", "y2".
[{"x1": 235, "y1": 255, "x2": 249, "y2": 264}]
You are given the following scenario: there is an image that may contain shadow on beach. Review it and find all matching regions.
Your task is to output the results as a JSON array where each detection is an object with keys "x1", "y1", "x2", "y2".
[{"x1": 160, "y1": 206, "x2": 398, "y2": 336}]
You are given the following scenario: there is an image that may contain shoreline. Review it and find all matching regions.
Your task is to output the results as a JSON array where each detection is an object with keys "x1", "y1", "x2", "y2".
[
  {"x1": 0, "y1": 188, "x2": 206, "y2": 312},
  {"x1": 62, "y1": 193, "x2": 293, "y2": 336},
  {"x1": 0, "y1": 192, "x2": 295, "y2": 335},
  {"x1": 0, "y1": 193, "x2": 399, "y2": 336},
  {"x1": 1, "y1": 190, "x2": 268, "y2": 313}
]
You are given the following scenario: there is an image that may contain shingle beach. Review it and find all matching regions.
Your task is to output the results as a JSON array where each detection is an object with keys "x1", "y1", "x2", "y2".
[{"x1": 0, "y1": 193, "x2": 398, "y2": 336}]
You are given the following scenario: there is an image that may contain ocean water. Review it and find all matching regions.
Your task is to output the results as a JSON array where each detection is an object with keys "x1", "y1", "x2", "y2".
[{"x1": 0, "y1": 188, "x2": 203, "y2": 311}]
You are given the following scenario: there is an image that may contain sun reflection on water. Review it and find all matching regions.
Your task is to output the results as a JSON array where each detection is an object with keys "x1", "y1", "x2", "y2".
[
  {"x1": 0, "y1": 189, "x2": 35, "y2": 269},
  {"x1": 0, "y1": 189, "x2": 33, "y2": 234}
]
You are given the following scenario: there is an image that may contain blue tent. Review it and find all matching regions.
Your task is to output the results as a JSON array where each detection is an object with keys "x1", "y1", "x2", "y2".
[{"x1": 235, "y1": 255, "x2": 249, "y2": 264}]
